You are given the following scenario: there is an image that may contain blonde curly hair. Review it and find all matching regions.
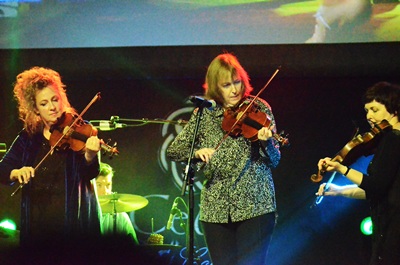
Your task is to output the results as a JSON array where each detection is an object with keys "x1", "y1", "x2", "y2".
[{"x1": 13, "y1": 66, "x2": 76, "y2": 135}]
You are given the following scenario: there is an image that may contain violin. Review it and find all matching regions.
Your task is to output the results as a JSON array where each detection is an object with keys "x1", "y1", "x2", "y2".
[
  {"x1": 222, "y1": 100, "x2": 290, "y2": 146},
  {"x1": 50, "y1": 112, "x2": 119, "y2": 156},
  {"x1": 310, "y1": 120, "x2": 392, "y2": 182}
]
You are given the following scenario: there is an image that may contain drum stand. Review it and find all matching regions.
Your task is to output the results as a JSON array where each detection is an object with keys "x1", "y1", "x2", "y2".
[{"x1": 111, "y1": 195, "x2": 118, "y2": 235}]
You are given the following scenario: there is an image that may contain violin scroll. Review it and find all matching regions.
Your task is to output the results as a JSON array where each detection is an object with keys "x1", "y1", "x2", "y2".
[
  {"x1": 102, "y1": 139, "x2": 119, "y2": 158},
  {"x1": 311, "y1": 170, "x2": 323, "y2": 183},
  {"x1": 274, "y1": 130, "x2": 290, "y2": 147}
]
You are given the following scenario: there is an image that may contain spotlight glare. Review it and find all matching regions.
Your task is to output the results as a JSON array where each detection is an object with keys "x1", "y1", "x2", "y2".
[
  {"x1": 360, "y1": 216, "x2": 373, "y2": 236},
  {"x1": 0, "y1": 219, "x2": 17, "y2": 230}
]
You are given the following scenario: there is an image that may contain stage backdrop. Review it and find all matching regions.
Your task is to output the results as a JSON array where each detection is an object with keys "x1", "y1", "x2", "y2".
[
  {"x1": 1, "y1": 44, "x2": 400, "y2": 264},
  {"x1": 0, "y1": 0, "x2": 399, "y2": 48}
]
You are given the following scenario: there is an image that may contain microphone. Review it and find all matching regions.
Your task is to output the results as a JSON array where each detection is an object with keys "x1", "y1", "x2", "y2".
[
  {"x1": 166, "y1": 199, "x2": 179, "y2": 230},
  {"x1": 92, "y1": 120, "x2": 128, "y2": 131},
  {"x1": 189, "y1": 96, "x2": 216, "y2": 110}
]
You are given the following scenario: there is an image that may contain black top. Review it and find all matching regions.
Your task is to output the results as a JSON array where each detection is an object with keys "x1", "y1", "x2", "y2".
[
  {"x1": 0, "y1": 129, "x2": 101, "y2": 250},
  {"x1": 360, "y1": 129, "x2": 400, "y2": 265},
  {"x1": 28, "y1": 139, "x2": 67, "y2": 244}
]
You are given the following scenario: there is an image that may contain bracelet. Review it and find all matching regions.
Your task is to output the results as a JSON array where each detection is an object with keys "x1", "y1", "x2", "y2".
[{"x1": 344, "y1": 167, "x2": 351, "y2": 176}]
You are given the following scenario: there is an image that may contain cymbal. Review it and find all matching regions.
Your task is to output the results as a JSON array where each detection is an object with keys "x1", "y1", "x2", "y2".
[{"x1": 98, "y1": 193, "x2": 148, "y2": 213}]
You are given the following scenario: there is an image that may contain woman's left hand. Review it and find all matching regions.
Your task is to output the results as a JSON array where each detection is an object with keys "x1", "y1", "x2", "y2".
[
  {"x1": 258, "y1": 126, "x2": 273, "y2": 141},
  {"x1": 85, "y1": 136, "x2": 101, "y2": 162},
  {"x1": 317, "y1": 157, "x2": 346, "y2": 173}
]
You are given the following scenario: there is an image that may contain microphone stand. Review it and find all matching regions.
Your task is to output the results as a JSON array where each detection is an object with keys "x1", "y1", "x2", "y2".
[
  {"x1": 89, "y1": 117, "x2": 187, "y2": 131},
  {"x1": 181, "y1": 103, "x2": 207, "y2": 264}
]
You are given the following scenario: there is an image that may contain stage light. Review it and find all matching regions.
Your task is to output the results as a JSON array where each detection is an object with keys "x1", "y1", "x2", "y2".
[
  {"x1": 0, "y1": 219, "x2": 17, "y2": 231},
  {"x1": 0, "y1": 143, "x2": 6, "y2": 153},
  {"x1": 360, "y1": 216, "x2": 373, "y2": 236}
]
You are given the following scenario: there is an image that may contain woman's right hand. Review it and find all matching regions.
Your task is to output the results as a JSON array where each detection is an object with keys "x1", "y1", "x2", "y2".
[
  {"x1": 195, "y1": 148, "x2": 216, "y2": 163},
  {"x1": 316, "y1": 182, "x2": 342, "y2": 196},
  {"x1": 10, "y1": 167, "x2": 35, "y2": 184}
]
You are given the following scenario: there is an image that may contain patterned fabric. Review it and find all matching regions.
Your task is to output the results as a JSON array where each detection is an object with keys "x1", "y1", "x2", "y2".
[{"x1": 167, "y1": 97, "x2": 281, "y2": 223}]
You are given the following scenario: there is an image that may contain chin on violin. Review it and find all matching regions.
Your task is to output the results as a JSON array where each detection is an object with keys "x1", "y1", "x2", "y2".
[{"x1": 311, "y1": 119, "x2": 391, "y2": 183}]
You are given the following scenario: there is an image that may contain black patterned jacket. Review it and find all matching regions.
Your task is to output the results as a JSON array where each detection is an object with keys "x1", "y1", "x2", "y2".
[{"x1": 167, "y1": 97, "x2": 281, "y2": 223}]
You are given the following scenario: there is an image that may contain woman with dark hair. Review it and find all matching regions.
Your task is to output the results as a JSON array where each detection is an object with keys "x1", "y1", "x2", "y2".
[
  {"x1": 167, "y1": 53, "x2": 281, "y2": 265},
  {"x1": 317, "y1": 81, "x2": 400, "y2": 265}
]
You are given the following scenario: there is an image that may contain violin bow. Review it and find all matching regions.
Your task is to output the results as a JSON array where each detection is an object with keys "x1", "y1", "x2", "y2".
[{"x1": 312, "y1": 171, "x2": 337, "y2": 207}]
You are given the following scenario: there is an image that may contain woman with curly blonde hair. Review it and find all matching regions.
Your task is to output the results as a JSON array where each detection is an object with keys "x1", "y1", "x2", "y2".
[
  {"x1": 0, "y1": 66, "x2": 102, "y2": 262},
  {"x1": 13, "y1": 66, "x2": 76, "y2": 135}
]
